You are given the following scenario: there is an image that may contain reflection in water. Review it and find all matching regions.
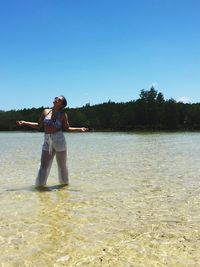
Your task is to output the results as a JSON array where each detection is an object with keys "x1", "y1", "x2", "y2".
[{"x1": 0, "y1": 132, "x2": 200, "y2": 266}]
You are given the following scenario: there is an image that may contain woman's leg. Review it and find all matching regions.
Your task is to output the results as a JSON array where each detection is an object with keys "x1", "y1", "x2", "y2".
[
  {"x1": 56, "y1": 150, "x2": 69, "y2": 185},
  {"x1": 35, "y1": 149, "x2": 55, "y2": 187}
]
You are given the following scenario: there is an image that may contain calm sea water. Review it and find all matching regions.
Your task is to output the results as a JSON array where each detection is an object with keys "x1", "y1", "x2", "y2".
[{"x1": 0, "y1": 131, "x2": 200, "y2": 266}]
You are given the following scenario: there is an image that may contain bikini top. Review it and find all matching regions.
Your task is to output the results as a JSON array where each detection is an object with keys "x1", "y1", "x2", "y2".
[{"x1": 43, "y1": 110, "x2": 62, "y2": 129}]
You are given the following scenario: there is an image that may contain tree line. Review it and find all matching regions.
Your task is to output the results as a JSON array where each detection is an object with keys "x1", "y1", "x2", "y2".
[{"x1": 1, "y1": 87, "x2": 200, "y2": 131}]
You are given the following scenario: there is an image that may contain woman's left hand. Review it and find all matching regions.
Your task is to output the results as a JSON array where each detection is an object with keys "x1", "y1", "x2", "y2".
[{"x1": 80, "y1": 127, "x2": 90, "y2": 132}]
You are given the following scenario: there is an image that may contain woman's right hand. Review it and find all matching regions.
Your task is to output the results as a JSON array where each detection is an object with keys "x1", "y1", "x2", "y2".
[{"x1": 16, "y1": 120, "x2": 25, "y2": 126}]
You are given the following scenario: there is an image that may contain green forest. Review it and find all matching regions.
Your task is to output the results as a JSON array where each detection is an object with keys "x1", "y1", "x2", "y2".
[{"x1": 1, "y1": 88, "x2": 200, "y2": 131}]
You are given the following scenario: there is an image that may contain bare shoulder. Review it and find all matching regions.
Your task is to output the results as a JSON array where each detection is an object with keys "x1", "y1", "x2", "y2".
[
  {"x1": 43, "y1": 109, "x2": 51, "y2": 116},
  {"x1": 61, "y1": 111, "x2": 68, "y2": 120}
]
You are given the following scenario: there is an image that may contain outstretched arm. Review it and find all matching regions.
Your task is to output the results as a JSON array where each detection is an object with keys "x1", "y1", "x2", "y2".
[
  {"x1": 62, "y1": 113, "x2": 89, "y2": 132},
  {"x1": 68, "y1": 126, "x2": 89, "y2": 132},
  {"x1": 16, "y1": 111, "x2": 44, "y2": 129},
  {"x1": 16, "y1": 120, "x2": 40, "y2": 129}
]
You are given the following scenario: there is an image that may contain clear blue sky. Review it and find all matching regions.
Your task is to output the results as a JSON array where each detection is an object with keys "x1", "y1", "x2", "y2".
[{"x1": 0, "y1": 0, "x2": 200, "y2": 111}]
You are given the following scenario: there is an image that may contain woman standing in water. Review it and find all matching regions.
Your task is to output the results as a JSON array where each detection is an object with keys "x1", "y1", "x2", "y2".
[{"x1": 16, "y1": 95, "x2": 89, "y2": 188}]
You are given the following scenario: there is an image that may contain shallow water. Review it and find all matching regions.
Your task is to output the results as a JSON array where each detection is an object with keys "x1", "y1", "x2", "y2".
[{"x1": 0, "y1": 131, "x2": 200, "y2": 266}]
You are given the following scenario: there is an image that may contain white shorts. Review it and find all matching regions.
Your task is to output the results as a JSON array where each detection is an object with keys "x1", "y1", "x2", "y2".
[{"x1": 42, "y1": 131, "x2": 66, "y2": 154}]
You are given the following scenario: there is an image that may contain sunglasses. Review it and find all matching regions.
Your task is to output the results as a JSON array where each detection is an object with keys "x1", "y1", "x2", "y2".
[{"x1": 54, "y1": 97, "x2": 62, "y2": 102}]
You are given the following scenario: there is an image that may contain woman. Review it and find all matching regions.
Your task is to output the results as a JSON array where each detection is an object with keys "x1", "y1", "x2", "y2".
[{"x1": 16, "y1": 95, "x2": 89, "y2": 188}]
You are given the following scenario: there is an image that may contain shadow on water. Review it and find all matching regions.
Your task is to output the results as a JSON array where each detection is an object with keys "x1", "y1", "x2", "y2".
[
  {"x1": 5, "y1": 184, "x2": 68, "y2": 192},
  {"x1": 5, "y1": 184, "x2": 81, "y2": 193}
]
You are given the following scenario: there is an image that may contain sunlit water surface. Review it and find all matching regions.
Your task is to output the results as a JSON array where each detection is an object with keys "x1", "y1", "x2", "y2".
[{"x1": 0, "y1": 132, "x2": 200, "y2": 266}]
